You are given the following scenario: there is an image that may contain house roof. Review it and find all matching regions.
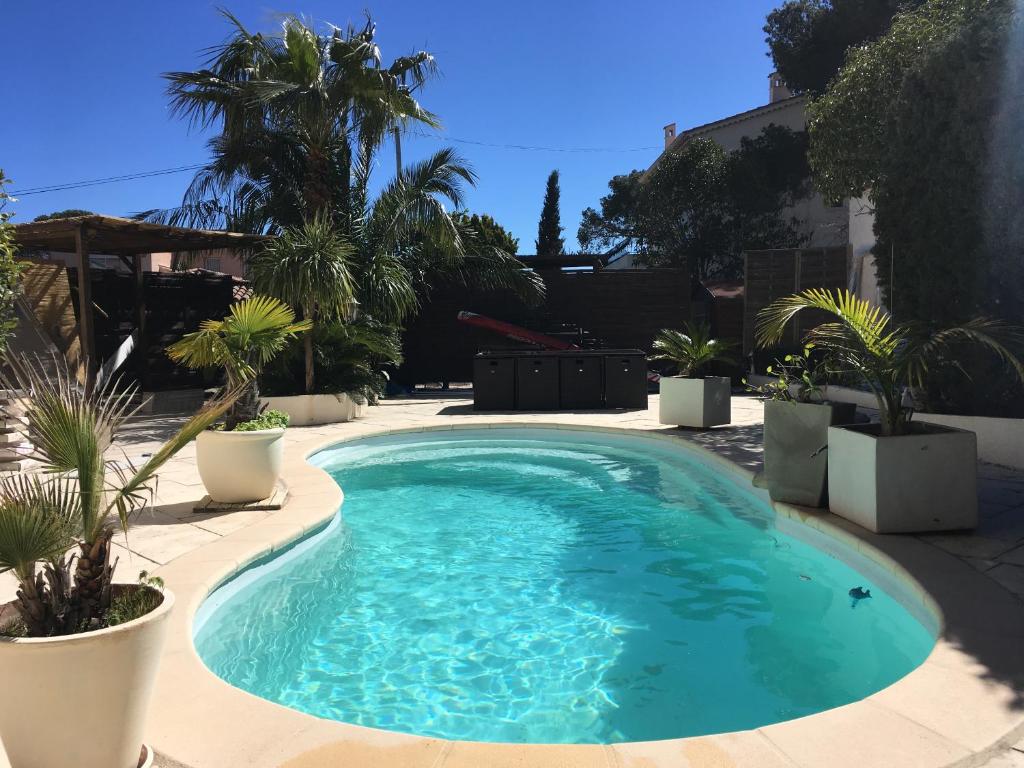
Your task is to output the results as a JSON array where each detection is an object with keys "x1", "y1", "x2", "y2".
[
  {"x1": 12, "y1": 214, "x2": 269, "y2": 256},
  {"x1": 644, "y1": 95, "x2": 807, "y2": 180}
]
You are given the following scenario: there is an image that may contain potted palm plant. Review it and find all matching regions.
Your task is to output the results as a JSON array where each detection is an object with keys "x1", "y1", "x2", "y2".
[
  {"x1": 167, "y1": 295, "x2": 311, "y2": 503},
  {"x1": 757, "y1": 289, "x2": 1024, "y2": 532},
  {"x1": 652, "y1": 322, "x2": 736, "y2": 428},
  {"x1": 0, "y1": 354, "x2": 236, "y2": 768},
  {"x1": 747, "y1": 345, "x2": 856, "y2": 507}
]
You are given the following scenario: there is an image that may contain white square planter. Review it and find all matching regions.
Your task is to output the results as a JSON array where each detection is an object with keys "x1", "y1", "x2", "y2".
[
  {"x1": 658, "y1": 376, "x2": 731, "y2": 428},
  {"x1": 827, "y1": 423, "x2": 978, "y2": 533}
]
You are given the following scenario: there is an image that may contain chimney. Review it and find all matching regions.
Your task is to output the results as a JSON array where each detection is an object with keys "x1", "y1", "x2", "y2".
[
  {"x1": 769, "y1": 72, "x2": 792, "y2": 104},
  {"x1": 663, "y1": 122, "x2": 677, "y2": 149}
]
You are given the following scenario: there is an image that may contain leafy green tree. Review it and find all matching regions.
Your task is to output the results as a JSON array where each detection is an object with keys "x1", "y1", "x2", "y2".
[
  {"x1": 158, "y1": 11, "x2": 539, "y2": 318},
  {"x1": 453, "y1": 212, "x2": 519, "y2": 255},
  {"x1": 32, "y1": 209, "x2": 94, "y2": 222},
  {"x1": 250, "y1": 216, "x2": 356, "y2": 393},
  {"x1": 0, "y1": 171, "x2": 24, "y2": 354},
  {"x1": 579, "y1": 126, "x2": 810, "y2": 279},
  {"x1": 764, "y1": 0, "x2": 925, "y2": 95},
  {"x1": 535, "y1": 170, "x2": 565, "y2": 256},
  {"x1": 806, "y1": 0, "x2": 986, "y2": 203}
]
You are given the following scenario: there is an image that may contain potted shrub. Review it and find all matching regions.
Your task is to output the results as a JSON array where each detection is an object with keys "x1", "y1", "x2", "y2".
[
  {"x1": 0, "y1": 354, "x2": 236, "y2": 768},
  {"x1": 652, "y1": 322, "x2": 736, "y2": 428},
  {"x1": 747, "y1": 345, "x2": 856, "y2": 507},
  {"x1": 167, "y1": 295, "x2": 311, "y2": 503},
  {"x1": 259, "y1": 318, "x2": 402, "y2": 426},
  {"x1": 757, "y1": 289, "x2": 1024, "y2": 533}
]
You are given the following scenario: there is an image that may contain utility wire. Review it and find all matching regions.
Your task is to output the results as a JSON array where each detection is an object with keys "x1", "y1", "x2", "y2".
[
  {"x1": 410, "y1": 130, "x2": 659, "y2": 153},
  {"x1": 11, "y1": 134, "x2": 659, "y2": 197},
  {"x1": 11, "y1": 164, "x2": 206, "y2": 196}
]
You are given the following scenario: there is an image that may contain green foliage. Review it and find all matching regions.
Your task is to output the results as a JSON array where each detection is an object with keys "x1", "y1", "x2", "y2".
[
  {"x1": 806, "y1": 0, "x2": 992, "y2": 203},
  {"x1": 536, "y1": 170, "x2": 565, "y2": 256},
  {"x1": 0, "y1": 354, "x2": 238, "y2": 635},
  {"x1": 104, "y1": 573, "x2": 165, "y2": 628},
  {"x1": 32, "y1": 209, "x2": 94, "y2": 222},
  {"x1": 261, "y1": 318, "x2": 403, "y2": 403},
  {"x1": 453, "y1": 212, "x2": 519, "y2": 255},
  {"x1": 650, "y1": 323, "x2": 737, "y2": 378},
  {"x1": 579, "y1": 127, "x2": 810, "y2": 279},
  {"x1": 234, "y1": 409, "x2": 290, "y2": 432},
  {"x1": 755, "y1": 289, "x2": 1024, "y2": 434},
  {"x1": 0, "y1": 171, "x2": 25, "y2": 354},
  {"x1": 745, "y1": 344, "x2": 829, "y2": 402},
  {"x1": 764, "y1": 0, "x2": 924, "y2": 95},
  {"x1": 166, "y1": 295, "x2": 311, "y2": 428},
  {"x1": 807, "y1": 0, "x2": 1021, "y2": 412},
  {"x1": 155, "y1": 12, "x2": 543, "y2": 333}
]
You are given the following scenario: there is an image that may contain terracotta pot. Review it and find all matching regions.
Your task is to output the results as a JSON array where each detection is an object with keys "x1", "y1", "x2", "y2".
[{"x1": 0, "y1": 588, "x2": 174, "y2": 768}]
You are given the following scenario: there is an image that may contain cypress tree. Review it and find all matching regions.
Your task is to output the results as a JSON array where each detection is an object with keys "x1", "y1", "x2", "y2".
[{"x1": 535, "y1": 170, "x2": 565, "y2": 256}]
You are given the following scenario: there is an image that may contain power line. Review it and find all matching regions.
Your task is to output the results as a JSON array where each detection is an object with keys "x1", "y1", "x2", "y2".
[
  {"x1": 11, "y1": 164, "x2": 206, "y2": 196},
  {"x1": 411, "y1": 130, "x2": 659, "y2": 153},
  {"x1": 10, "y1": 133, "x2": 660, "y2": 197}
]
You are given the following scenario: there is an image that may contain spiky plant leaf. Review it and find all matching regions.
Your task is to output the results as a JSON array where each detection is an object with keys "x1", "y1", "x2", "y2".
[
  {"x1": 0, "y1": 475, "x2": 79, "y2": 581},
  {"x1": 650, "y1": 323, "x2": 737, "y2": 378}
]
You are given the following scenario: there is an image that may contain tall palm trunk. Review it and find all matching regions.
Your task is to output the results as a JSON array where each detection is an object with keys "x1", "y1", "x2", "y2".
[
  {"x1": 71, "y1": 528, "x2": 115, "y2": 628},
  {"x1": 303, "y1": 305, "x2": 316, "y2": 394}
]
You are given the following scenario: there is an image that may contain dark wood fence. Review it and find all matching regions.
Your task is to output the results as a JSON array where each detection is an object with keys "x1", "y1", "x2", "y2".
[
  {"x1": 399, "y1": 268, "x2": 691, "y2": 385},
  {"x1": 68, "y1": 268, "x2": 236, "y2": 391},
  {"x1": 743, "y1": 247, "x2": 849, "y2": 353}
]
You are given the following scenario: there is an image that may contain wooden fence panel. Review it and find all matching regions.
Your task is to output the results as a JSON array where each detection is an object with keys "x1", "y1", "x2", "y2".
[
  {"x1": 399, "y1": 268, "x2": 690, "y2": 385},
  {"x1": 743, "y1": 247, "x2": 849, "y2": 353}
]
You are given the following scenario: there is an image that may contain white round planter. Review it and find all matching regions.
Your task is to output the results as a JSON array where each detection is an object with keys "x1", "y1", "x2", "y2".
[
  {"x1": 0, "y1": 588, "x2": 174, "y2": 768},
  {"x1": 260, "y1": 393, "x2": 365, "y2": 426},
  {"x1": 196, "y1": 428, "x2": 284, "y2": 503}
]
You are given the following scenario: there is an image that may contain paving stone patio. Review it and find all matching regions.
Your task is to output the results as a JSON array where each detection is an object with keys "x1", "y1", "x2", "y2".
[{"x1": 1, "y1": 392, "x2": 1022, "y2": 767}]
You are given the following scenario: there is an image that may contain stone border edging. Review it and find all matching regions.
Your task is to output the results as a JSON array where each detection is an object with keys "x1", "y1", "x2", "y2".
[{"x1": 147, "y1": 421, "x2": 1024, "y2": 768}]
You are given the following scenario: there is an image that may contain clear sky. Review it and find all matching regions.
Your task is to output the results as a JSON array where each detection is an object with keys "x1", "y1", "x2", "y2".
[{"x1": 3, "y1": 0, "x2": 780, "y2": 253}]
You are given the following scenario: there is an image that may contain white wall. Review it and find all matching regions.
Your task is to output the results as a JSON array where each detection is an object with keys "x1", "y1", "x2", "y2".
[{"x1": 847, "y1": 195, "x2": 884, "y2": 307}]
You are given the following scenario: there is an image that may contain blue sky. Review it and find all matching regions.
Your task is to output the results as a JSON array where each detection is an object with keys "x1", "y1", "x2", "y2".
[{"x1": 3, "y1": 1, "x2": 780, "y2": 253}]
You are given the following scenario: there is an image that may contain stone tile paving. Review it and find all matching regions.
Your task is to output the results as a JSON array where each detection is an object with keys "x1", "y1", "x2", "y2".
[{"x1": 1, "y1": 393, "x2": 1022, "y2": 768}]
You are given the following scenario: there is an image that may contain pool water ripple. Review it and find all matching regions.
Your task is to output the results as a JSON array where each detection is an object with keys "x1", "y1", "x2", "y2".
[{"x1": 195, "y1": 429, "x2": 935, "y2": 743}]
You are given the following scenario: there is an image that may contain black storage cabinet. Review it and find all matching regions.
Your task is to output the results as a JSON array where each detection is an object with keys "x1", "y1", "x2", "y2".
[
  {"x1": 604, "y1": 350, "x2": 648, "y2": 409},
  {"x1": 559, "y1": 353, "x2": 604, "y2": 409},
  {"x1": 515, "y1": 353, "x2": 561, "y2": 410},
  {"x1": 472, "y1": 354, "x2": 516, "y2": 410}
]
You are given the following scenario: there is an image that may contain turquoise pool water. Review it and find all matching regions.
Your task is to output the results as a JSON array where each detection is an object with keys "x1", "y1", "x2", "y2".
[{"x1": 194, "y1": 428, "x2": 936, "y2": 744}]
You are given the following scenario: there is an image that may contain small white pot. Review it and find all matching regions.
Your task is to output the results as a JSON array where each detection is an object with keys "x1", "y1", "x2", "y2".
[
  {"x1": 196, "y1": 428, "x2": 284, "y2": 503},
  {"x1": 260, "y1": 392, "x2": 364, "y2": 427},
  {"x1": 827, "y1": 423, "x2": 978, "y2": 533},
  {"x1": 0, "y1": 588, "x2": 174, "y2": 768},
  {"x1": 658, "y1": 375, "x2": 731, "y2": 428}
]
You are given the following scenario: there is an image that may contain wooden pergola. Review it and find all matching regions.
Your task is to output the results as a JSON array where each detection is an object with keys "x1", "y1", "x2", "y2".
[{"x1": 13, "y1": 215, "x2": 269, "y2": 379}]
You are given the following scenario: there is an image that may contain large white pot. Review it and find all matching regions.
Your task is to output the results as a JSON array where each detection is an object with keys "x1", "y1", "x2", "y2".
[
  {"x1": 260, "y1": 393, "x2": 365, "y2": 427},
  {"x1": 0, "y1": 588, "x2": 174, "y2": 768},
  {"x1": 658, "y1": 375, "x2": 731, "y2": 428},
  {"x1": 196, "y1": 428, "x2": 284, "y2": 503},
  {"x1": 827, "y1": 422, "x2": 978, "y2": 533}
]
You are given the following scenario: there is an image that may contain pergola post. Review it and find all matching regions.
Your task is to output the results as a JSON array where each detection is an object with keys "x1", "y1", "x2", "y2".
[
  {"x1": 75, "y1": 224, "x2": 97, "y2": 382},
  {"x1": 133, "y1": 254, "x2": 147, "y2": 387}
]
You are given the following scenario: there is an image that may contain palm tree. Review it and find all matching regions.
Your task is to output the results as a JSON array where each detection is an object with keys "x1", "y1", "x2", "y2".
[
  {"x1": 650, "y1": 323, "x2": 737, "y2": 378},
  {"x1": 155, "y1": 12, "x2": 543, "y2": 314},
  {"x1": 249, "y1": 217, "x2": 355, "y2": 393},
  {"x1": 0, "y1": 354, "x2": 239, "y2": 634},
  {"x1": 167, "y1": 295, "x2": 311, "y2": 429},
  {"x1": 755, "y1": 289, "x2": 1024, "y2": 436}
]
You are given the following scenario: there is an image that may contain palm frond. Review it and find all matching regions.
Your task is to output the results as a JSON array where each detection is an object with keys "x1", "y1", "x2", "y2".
[
  {"x1": 0, "y1": 475, "x2": 79, "y2": 581},
  {"x1": 650, "y1": 323, "x2": 736, "y2": 377}
]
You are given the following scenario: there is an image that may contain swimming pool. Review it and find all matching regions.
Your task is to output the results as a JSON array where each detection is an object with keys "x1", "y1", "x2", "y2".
[{"x1": 194, "y1": 428, "x2": 936, "y2": 744}]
